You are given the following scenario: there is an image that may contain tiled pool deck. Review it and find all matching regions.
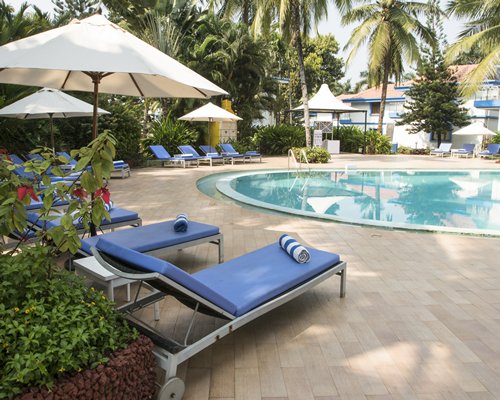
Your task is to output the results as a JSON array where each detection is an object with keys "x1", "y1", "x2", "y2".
[{"x1": 109, "y1": 154, "x2": 500, "y2": 400}]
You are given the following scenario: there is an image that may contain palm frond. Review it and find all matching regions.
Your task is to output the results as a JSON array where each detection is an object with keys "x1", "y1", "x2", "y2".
[{"x1": 460, "y1": 46, "x2": 500, "y2": 97}]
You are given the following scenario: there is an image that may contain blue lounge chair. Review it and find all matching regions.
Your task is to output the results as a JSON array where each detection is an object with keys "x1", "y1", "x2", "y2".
[
  {"x1": 451, "y1": 143, "x2": 476, "y2": 158},
  {"x1": 10, "y1": 154, "x2": 77, "y2": 183},
  {"x1": 430, "y1": 143, "x2": 452, "y2": 157},
  {"x1": 27, "y1": 207, "x2": 142, "y2": 235},
  {"x1": 26, "y1": 153, "x2": 83, "y2": 180},
  {"x1": 149, "y1": 145, "x2": 199, "y2": 168},
  {"x1": 178, "y1": 145, "x2": 225, "y2": 167},
  {"x1": 478, "y1": 143, "x2": 500, "y2": 158},
  {"x1": 78, "y1": 219, "x2": 223, "y2": 262},
  {"x1": 391, "y1": 143, "x2": 398, "y2": 154},
  {"x1": 56, "y1": 151, "x2": 131, "y2": 178},
  {"x1": 219, "y1": 143, "x2": 262, "y2": 162},
  {"x1": 92, "y1": 238, "x2": 346, "y2": 398},
  {"x1": 199, "y1": 145, "x2": 236, "y2": 165}
]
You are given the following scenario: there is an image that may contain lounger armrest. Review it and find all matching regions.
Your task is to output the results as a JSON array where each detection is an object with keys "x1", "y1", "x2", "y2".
[{"x1": 91, "y1": 247, "x2": 162, "y2": 281}]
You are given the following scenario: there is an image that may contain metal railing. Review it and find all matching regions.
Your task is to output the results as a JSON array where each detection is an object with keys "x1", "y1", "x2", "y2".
[{"x1": 287, "y1": 148, "x2": 310, "y2": 172}]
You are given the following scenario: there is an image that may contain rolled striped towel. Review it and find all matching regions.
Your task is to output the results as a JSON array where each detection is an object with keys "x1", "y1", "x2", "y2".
[
  {"x1": 104, "y1": 200, "x2": 114, "y2": 212},
  {"x1": 174, "y1": 213, "x2": 188, "y2": 232},
  {"x1": 279, "y1": 234, "x2": 310, "y2": 264}
]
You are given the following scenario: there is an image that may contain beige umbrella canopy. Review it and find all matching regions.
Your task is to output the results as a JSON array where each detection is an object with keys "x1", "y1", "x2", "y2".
[
  {"x1": 0, "y1": 87, "x2": 109, "y2": 149},
  {"x1": 0, "y1": 13, "x2": 227, "y2": 139},
  {"x1": 179, "y1": 102, "x2": 242, "y2": 146}
]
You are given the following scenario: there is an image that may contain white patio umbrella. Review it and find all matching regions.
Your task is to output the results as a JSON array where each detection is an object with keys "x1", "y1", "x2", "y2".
[
  {"x1": 0, "y1": 87, "x2": 109, "y2": 149},
  {"x1": 452, "y1": 121, "x2": 496, "y2": 136},
  {"x1": 0, "y1": 13, "x2": 227, "y2": 140},
  {"x1": 179, "y1": 102, "x2": 242, "y2": 146}
]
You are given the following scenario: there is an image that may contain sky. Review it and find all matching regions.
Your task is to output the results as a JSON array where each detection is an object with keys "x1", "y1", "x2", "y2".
[{"x1": 7, "y1": 0, "x2": 466, "y2": 83}]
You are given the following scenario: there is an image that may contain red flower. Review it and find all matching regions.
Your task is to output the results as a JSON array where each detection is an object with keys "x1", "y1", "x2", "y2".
[
  {"x1": 17, "y1": 185, "x2": 39, "y2": 202},
  {"x1": 73, "y1": 187, "x2": 88, "y2": 199},
  {"x1": 95, "y1": 186, "x2": 111, "y2": 204}
]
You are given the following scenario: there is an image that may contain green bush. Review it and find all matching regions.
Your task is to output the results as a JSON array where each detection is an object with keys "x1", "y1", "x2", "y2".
[
  {"x1": 491, "y1": 132, "x2": 500, "y2": 144},
  {"x1": 253, "y1": 124, "x2": 306, "y2": 155},
  {"x1": 330, "y1": 126, "x2": 365, "y2": 153},
  {"x1": 292, "y1": 147, "x2": 331, "y2": 163},
  {"x1": 365, "y1": 129, "x2": 392, "y2": 154},
  {"x1": 397, "y1": 145, "x2": 430, "y2": 155},
  {"x1": 99, "y1": 98, "x2": 143, "y2": 166},
  {"x1": 219, "y1": 136, "x2": 258, "y2": 154},
  {"x1": 142, "y1": 113, "x2": 199, "y2": 158},
  {"x1": 0, "y1": 246, "x2": 137, "y2": 398}
]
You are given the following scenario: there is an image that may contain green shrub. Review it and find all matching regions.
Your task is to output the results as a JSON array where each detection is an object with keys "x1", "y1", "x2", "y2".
[
  {"x1": 365, "y1": 129, "x2": 392, "y2": 154},
  {"x1": 0, "y1": 246, "x2": 137, "y2": 398},
  {"x1": 491, "y1": 132, "x2": 500, "y2": 144},
  {"x1": 142, "y1": 113, "x2": 199, "y2": 157},
  {"x1": 397, "y1": 146, "x2": 430, "y2": 155},
  {"x1": 292, "y1": 147, "x2": 331, "y2": 163},
  {"x1": 99, "y1": 98, "x2": 143, "y2": 166},
  {"x1": 219, "y1": 136, "x2": 257, "y2": 154},
  {"x1": 253, "y1": 124, "x2": 305, "y2": 155},
  {"x1": 330, "y1": 126, "x2": 365, "y2": 153}
]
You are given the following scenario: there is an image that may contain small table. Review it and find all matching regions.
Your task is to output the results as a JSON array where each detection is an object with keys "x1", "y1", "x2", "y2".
[{"x1": 74, "y1": 256, "x2": 132, "y2": 302}]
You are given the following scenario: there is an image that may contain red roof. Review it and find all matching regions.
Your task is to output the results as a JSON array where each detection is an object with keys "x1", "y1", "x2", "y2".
[{"x1": 340, "y1": 64, "x2": 479, "y2": 102}]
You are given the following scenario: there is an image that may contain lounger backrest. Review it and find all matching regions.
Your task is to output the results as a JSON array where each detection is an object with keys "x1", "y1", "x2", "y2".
[
  {"x1": 220, "y1": 143, "x2": 236, "y2": 153},
  {"x1": 27, "y1": 153, "x2": 44, "y2": 161},
  {"x1": 178, "y1": 145, "x2": 201, "y2": 157},
  {"x1": 95, "y1": 238, "x2": 238, "y2": 315},
  {"x1": 440, "y1": 143, "x2": 452, "y2": 152},
  {"x1": 149, "y1": 145, "x2": 171, "y2": 159},
  {"x1": 9, "y1": 154, "x2": 35, "y2": 179},
  {"x1": 199, "y1": 145, "x2": 218, "y2": 155},
  {"x1": 56, "y1": 152, "x2": 77, "y2": 165},
  {"x1": 463, "y1": 143, "x2": 475, "y2": 153},
  {"x1": 487, "y1": 144, "x2": 500, "y2": 154}
]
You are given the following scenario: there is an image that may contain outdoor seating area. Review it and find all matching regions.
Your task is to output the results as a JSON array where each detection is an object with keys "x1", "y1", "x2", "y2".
[
  {"x1": 88, "y1": 154, "x2": 500, "y2": 399},
  {"x1": 0, "y1": 4, "x2": 499, "y2": 400}
]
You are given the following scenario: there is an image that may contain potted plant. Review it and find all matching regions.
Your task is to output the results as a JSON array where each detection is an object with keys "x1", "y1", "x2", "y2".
[{"x1": 0, "y1": 132, "x2": 156, "y2": 399}]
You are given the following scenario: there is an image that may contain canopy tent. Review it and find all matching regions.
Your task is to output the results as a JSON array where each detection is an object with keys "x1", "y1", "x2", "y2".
[
  {"x1": 179, "y1": 102, "x2": 242, "y2": 146},
  {"x1": 290, "y1": 84, "x2": 368, "y2": 148},
  {"x1": 0, "y1": 13, "x2": 227, "y2": 140},
  {"x1": 0, "y1": 87, "x2": 109, "y2": 149}
]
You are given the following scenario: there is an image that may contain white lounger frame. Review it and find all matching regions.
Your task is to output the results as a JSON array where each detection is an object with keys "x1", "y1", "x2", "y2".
[
  {"x1": 91, "y1": 247, "x2": 346, "y2": 399},
  {"x1": 80, "y1": 232, "x2": 224, "y2": 263}
]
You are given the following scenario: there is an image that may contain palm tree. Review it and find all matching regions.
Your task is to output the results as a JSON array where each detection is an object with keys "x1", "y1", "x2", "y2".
[
  {"x1": 209, "y1": 0, "x2": 256, "y2": 25},
  {"x1": 338, "y1": 0, "x2": 436, "y2": 134},
  {"x1": 445, "y1": 0, "x2": 500, "y2": 97},
  {"x1": 254, "y1": 0, "x2": 329, "y2": 147}
]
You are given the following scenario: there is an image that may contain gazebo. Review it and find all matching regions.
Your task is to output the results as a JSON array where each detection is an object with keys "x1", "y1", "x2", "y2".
[{"x1": 291, "y1": 84, "x2": 368, "y2": 151}]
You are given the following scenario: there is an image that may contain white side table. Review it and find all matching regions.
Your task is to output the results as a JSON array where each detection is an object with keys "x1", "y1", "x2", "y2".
[{"x1": 74, "y1": 256, "x2": 132, "y2": 302}]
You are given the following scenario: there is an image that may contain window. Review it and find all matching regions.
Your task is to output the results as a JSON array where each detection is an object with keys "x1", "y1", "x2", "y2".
[{"x1": 370, "y1": 102, "x2": 381, "y2": 115}]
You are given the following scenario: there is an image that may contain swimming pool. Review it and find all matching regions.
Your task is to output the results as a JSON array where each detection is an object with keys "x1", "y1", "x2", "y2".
[{"x1": 210, "y1": 169, "x2": 500, "y2": 235}]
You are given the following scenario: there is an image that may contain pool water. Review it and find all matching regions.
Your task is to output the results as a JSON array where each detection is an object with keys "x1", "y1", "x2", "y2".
[{"x1": 213, "y1": 170, "x2": 500, "y2": 235}]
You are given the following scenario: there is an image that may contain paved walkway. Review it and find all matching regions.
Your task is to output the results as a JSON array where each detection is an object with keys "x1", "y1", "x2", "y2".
[{"x1": 109, "y1": 154, "x2": 500, "y2": 400}]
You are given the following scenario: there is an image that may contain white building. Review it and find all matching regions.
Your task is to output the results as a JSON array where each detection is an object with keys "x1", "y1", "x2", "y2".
[{"x1": 337, "y1": 64, "x2": 499, "y2": 149}]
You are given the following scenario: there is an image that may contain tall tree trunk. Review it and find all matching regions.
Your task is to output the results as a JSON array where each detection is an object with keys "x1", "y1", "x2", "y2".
[
  {"x1": 377, "y1": 55, "x2": 391, "y2": 134},
  {"x1": 242, "y1": 0, "x2": 249, "y2": 25},
  {"x1": 294, "y1": 23, "x2": 311, "y2": 147}
]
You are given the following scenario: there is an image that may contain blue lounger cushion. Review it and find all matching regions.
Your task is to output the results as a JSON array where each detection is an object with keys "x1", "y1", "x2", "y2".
[
  {"x1": 96, "y1": 238, "x2": 238, "y2": 314},
  {"x1": 96, "y1": 240, "x2": 340, "y2": 317},
  {"x1": 80, "y1": 220, "x2": 219, "y2": 254},
  {"x1": 27, "y1": 207, "x2": 139, "y2": 230},
  {"x1": 193, "y1": 243, "x2": 339, "y2": 316}
]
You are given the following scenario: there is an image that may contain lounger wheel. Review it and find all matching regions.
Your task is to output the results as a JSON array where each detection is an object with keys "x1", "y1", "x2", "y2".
[{"x1": 158, "y1": 377, "x2": 185, "y2": 400}]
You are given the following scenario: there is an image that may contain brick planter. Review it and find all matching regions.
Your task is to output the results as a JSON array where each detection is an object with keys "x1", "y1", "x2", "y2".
[{"x1": 15, "y1": 335, "x2": 156, "y2": 400}]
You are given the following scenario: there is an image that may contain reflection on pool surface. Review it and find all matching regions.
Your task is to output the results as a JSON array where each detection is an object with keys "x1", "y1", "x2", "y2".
[{"x1": 215, "y1": 170, "x2": 500, "y2": 235}]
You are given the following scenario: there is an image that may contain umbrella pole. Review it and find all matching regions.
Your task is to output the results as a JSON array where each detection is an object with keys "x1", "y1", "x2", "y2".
[
  {"x1": 49, "y1": 114, "x2": 55, "y2": 152},
  {"x1": 91, "y1": 73, "x2": 102, "y2": 140}
]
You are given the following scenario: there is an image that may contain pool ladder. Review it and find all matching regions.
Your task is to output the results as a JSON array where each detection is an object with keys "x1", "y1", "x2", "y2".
[{"x1": 287, "y1": 148, "x2": 310, "y2": 173}]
